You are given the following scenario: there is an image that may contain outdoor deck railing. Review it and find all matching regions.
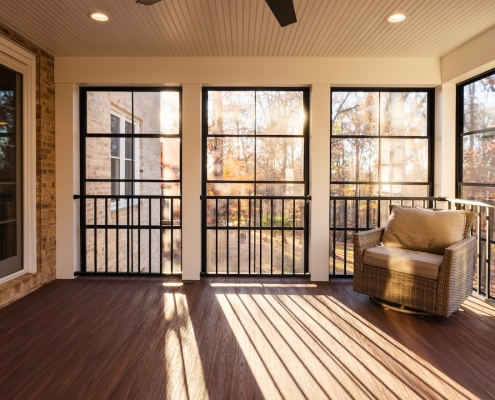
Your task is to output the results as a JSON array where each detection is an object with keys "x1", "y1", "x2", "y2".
[
  {"x1": 444, "y1": 198, "x2": 494, "y2": 300},
  {"x1": 201, "y1": 195, "x2": 310, "y2": 275},
  {"x1": 77, "y1": 194, "x2": 182, "y2": 275},
  {"x1": 329, "y1": 196, "x2": 494, "y2": 301}
]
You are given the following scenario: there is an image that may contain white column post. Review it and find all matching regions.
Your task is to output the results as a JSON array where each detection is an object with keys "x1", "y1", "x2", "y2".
[
  {"x1": 181, "y1": 84, "x2": 202, "y2": 281},
  {"x1": 55, "y1": 83, "x2": 79, "y2": 279},
  {"x1": 308, "y1": 85, "x2": 331, "y2": 281},
  {"x1": 434, "y1": 84, "x2": 457, "y2": 198}
]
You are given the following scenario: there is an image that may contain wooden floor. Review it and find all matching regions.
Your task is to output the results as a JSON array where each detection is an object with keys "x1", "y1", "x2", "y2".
[{"x1": 1, "y1": 277, "x2": 494, "y2": 400}]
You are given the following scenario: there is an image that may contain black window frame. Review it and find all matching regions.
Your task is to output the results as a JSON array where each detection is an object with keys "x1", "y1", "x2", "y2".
[
  {"x1": 456, "y1": 67, "x2": 495, "y2": 200},
  {"x1": 78, "y1": 86, "x2": 183, "y2": 275},
  {"x1": 201, "y1": 87, "x2": 310, "y2": 197},
  {"x1": 330, "y1": 87, "x2": 435, "y2": 198},
  {"x1": 200, "y1": 86, "x2": 311, "y2": 276}
]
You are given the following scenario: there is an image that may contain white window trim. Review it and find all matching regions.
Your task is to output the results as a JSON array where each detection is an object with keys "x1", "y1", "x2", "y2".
[
  {"x1": 0, "y1": 36, "x2": 37, "y2": 284},
  {"x1": 110, "y1": 107, "x2": 140, "y2": 210}
]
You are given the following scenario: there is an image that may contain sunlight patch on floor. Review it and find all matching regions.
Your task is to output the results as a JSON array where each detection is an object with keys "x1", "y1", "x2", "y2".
[
  {"x1": 210, "y1": 282, "x2": 317, "y2": 288},
  {"x1": 217, "y1": 293, "x2": 478, "y2": 400},
  {"x1": 460, "y1": 297, "x2": 495, "y2": 316},
  {"x1": 164, "y1": 292, "x2": 209, "y2": 400},
  {"x1": 315, "y1": 295, "x2": 478, "y2": 400}
]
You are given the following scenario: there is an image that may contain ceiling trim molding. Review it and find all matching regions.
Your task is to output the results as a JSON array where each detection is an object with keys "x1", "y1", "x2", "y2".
[{"x1": 55, "y1": 56, "x2": 441, "y2": 87}]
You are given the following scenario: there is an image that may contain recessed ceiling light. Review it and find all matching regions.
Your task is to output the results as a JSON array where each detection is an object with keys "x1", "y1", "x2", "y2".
[
  {"x1": 388, "y1": 13, "x2": 406, "y2": 23},
  {"x1": 88, "y1": 12, "x2": 109, "y2": 22}
]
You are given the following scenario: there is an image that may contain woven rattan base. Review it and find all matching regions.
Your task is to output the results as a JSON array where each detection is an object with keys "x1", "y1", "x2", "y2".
[{"x1": 370, "y1": 296, "x2": 434, "y2": 316}]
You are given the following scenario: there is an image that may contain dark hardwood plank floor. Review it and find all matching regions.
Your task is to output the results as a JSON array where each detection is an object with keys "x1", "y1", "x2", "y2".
[{"x1": 0, "y1": 276, "x2": 494, "y2": 400}]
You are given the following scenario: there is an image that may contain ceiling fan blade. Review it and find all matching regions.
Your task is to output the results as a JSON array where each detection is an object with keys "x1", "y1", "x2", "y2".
[
  {"x1": 136, "y1": 0, "x2": 162, "y2": 5},
  {"x1": 265, "y1": 0, "x2": 297, "y2": 27}
]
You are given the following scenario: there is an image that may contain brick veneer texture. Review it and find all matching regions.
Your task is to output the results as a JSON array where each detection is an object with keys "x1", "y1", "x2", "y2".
[{"x1": 0, "y1": 23, "x2": 56, "y2": 309}]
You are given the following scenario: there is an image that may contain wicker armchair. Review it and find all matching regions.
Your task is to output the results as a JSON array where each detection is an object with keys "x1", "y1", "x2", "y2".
[{"x1": 353, "y1": 206, "x2": 476, "y2": 317}]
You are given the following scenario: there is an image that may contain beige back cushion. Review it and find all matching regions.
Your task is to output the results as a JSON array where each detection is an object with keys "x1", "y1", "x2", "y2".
[{"x1": 382, "y1": 206, "x2": 472, "y2": 255}]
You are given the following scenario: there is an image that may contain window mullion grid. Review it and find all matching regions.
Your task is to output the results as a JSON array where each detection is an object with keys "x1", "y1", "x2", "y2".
[
  {"x1": 254, "y1": 91, "x2": 257, "y2": 196},
  {"x1": 378, "y1": 92, "x2": 381, "y2": 196},
  {"x1": 131, "y1": 92, "x2": 135, "y2": 197},
  {"x1": 331, "y1": 89, "x2": 432, "y2": 198},
  {"x1": 120, "y1": 119, "x2": 126, "y2": 199}
]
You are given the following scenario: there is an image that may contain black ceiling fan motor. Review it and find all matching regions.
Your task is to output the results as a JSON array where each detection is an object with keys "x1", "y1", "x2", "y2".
[{"x1": 136, "y1": 0, "x2": 162, "y2": 6}]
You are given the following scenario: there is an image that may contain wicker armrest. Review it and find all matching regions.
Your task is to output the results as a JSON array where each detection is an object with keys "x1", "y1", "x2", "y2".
[
  {"x1": 444, "y1": 235, "x2": 477, "y2": 254},
  {"x1": 353, "y1": 227, "x2": 384, "y2": 293},
  {"x1": 436, "y1": 236, "x2": 477, "y2": 317},
  {"x1": 353, "y1": 227, "x2": 384, "y2": 255}
]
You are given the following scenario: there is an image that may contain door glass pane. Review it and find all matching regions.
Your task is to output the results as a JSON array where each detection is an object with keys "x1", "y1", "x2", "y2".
[
  {"x1": 0, "y1": 222, "x2": 16, "y2": 259},
  {"x1": 0, "y1": 184, "x2": 15, "y2": 220},
  {"x1": 0, "y1": 64, "x2": 21, "y2": 275}
]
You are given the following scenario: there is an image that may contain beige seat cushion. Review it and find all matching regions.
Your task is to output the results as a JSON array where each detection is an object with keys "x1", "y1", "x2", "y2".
[
  {"x1": 363, "y1": 246, "x2": 443, "y2": 280},
  {"x1": 381, "y1": 206, "x2": 467, "y2": 255}
]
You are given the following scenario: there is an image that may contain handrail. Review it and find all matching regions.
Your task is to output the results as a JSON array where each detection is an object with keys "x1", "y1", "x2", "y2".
[
  {"x1": 443, "y1": 197, "x2": 494, "y2": 208},
  {"x1": 74, "y1": 194, "x2": 181, "y2": 200},
  {"x1": 330, "y1": 196, "x2": 442, "y2": 201},
  {"x1": 201, "y1": 195, "x2": 311, "y2": 200}
]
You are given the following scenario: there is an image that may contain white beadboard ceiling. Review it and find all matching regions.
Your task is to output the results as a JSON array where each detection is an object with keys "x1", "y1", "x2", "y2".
[{"x1": 1, "y1": 0, "x2": 495, "y2": 57}]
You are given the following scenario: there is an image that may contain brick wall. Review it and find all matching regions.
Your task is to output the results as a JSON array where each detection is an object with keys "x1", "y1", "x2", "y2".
[{"x1": 0, "y1": 24, "x2": 56, "y2": 308}]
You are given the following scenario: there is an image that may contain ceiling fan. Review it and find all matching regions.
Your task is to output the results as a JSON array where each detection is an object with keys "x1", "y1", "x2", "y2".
[{"x1": 136, "y1": 0, "x2": 297, "y2": 27}]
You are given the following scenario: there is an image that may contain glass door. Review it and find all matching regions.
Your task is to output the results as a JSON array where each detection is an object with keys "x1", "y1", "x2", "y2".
[{"x1": 0, "y1": 64, "x2": 22, "y2": 279}]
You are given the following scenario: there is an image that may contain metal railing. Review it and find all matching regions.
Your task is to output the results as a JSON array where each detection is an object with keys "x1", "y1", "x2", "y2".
[
  {"x1": 77, "y1": 194, "x2": 182, "y2": 275},
  {"x1": 445, "y1": 198, "x2": 494, "y2": 301},
  {"x1": 202, "y1": 195, "x2": 310, "y2": 276},
  {"x1": 329, "y1": 196, "x2": 494, "y2": 301}
]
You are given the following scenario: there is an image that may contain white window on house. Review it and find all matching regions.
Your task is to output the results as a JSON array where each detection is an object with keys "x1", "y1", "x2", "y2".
[{"x1": 110, "y1": 110, "x2": 139, "y2": 205}]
